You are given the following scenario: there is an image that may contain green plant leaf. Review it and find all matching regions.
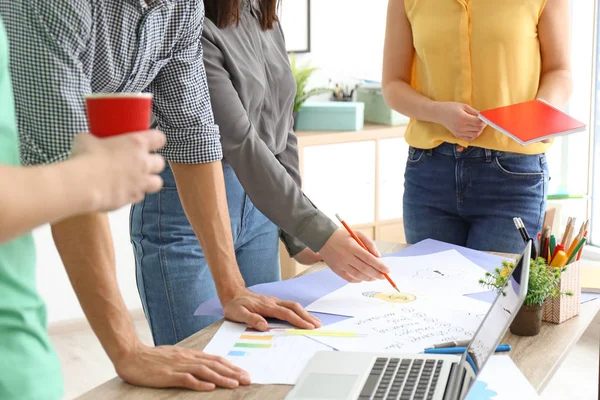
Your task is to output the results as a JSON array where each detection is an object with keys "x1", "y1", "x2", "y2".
[
  {"x1": 290, "y1": 54, "x2": 331, "y2": 113},
  {"x1": 478, "y1": 257, "x2": 572, "y2": 307}
]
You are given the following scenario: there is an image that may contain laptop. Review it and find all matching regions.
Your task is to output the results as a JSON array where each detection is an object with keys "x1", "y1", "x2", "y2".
[{"x1": 286, "y1": 241, "x2": 531, "y2": 400}]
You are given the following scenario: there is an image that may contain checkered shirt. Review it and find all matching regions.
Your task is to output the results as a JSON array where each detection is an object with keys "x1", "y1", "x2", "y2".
[{"x1": 0, "y1": 0, "x2": 222, "y2": 165}]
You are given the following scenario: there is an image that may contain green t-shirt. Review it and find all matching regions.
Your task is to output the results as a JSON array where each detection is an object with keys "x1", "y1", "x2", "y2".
[{"x1": 0, "y1": 18, "x2": 63, "y2": 400}]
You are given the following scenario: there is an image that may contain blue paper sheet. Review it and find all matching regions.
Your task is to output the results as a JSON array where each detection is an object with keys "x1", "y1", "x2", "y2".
[{"x1": 387, "y1": 239, "x2": 512, "y2": 273}]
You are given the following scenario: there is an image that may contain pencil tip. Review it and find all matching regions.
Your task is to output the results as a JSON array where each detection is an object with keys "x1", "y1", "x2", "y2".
[
  {"x1": 394, "y1": 287, "x2": 401, "y2": 293},
  {"x1": 335, "y1": 213, "x2": 342, "y2": 222}
]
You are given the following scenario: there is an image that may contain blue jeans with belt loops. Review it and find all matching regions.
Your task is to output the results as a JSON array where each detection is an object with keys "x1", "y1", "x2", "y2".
[
  {"x1": 130, "y1": 163, "x2": 281, "y2": 346},
  {"x1": 403, "y1": 143, "x2": 549, "y2": 254}
]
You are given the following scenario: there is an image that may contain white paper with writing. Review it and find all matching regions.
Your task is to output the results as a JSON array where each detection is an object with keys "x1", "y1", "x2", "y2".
[{"x1": 308, "y1": 296, "x2": 490, "y2": 353}]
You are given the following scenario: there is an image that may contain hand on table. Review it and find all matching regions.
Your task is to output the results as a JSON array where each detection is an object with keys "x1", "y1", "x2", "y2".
[
  {"x1": 319, "y1": 228, "x2": 390, "y2": 283},
  {"x1": 294, "y1": 247, "x2": 323, "y2": 265},
  {"x1": 222, "y1": 288, "x2": 322, "y2": 331},
  {"x1": 435, "y1": 102, "x2": 486, "y2": 142},
  {"x1": 114, "y1": 343, "x2": 250, "y2": 391}
]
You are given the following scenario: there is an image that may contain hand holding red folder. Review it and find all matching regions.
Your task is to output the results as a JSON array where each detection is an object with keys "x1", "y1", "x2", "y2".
[
  {"x1": 478, "y1": 99, "x2": 586, "y2": 145},
  {"x1": 437, "y1": 102, "x2": 486, "y2": 142}
]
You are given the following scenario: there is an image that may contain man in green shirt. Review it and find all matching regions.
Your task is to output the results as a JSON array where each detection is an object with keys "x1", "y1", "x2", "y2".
[{"x1": 0, "y1": 17, "x2": 247, "y2": 399}]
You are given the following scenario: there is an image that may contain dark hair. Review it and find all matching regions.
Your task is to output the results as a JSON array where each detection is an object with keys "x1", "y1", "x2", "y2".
[{"x1": 204, "y1": 0, "x2": 279, "y2": 30}]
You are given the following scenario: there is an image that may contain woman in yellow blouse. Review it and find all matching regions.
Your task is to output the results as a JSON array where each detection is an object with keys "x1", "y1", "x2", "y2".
[{"x1": 383, "y1": 0, "x2": 572, "y2": 253}]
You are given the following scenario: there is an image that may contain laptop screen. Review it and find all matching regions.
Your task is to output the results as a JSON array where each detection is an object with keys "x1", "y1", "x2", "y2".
[{"x1": 455, "y1": 241, "x2": 531, "y2": 399}]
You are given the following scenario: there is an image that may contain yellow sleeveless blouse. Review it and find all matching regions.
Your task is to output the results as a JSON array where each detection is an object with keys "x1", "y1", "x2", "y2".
[{"x1": 404, "y1": 0, "x2": 549, "y2": 154}]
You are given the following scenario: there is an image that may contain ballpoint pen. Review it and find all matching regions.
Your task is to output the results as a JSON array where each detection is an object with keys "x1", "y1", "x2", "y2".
[
  {"x1": 514, "y1": 218, "x2": 537, "y2": 259},
  {"x1": 336, "y1": 213, "x2": 400, "y2": 293},
  {"x1": 519, "y1": 220, "x2": 533, "y2": 248},
  {"x1": 424, "y1": 344, "x2": 511, "y2": 354},
  {"x1": 425, "y1": 340, "x2": 471, "y2": 350},
  {"x1": 513, "y1": 218, "x2": 528, "y2": 242}
]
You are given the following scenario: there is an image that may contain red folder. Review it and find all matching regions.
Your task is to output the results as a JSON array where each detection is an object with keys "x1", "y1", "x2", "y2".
[{"x1": 478, "y1": 99, "x2": 586, "y2": 145}]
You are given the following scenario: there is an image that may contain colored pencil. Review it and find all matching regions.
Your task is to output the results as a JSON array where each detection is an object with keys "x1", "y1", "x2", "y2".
[{"x1": 336, "y1": 213, "x2": 400, "y2": 292}]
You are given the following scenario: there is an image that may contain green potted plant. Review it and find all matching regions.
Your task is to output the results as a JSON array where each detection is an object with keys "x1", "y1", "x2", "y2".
[
  {"x1": 479, "y1": 258, "x2": 573, "y2": 336},
  {"x1": 289, "y1": 53, "x2": 331, "y2": 130}
]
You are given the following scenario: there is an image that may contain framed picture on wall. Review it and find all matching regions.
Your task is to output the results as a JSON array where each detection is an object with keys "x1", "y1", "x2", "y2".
[{"x1": 278, "y1": 0, "x2": 311, "y2": 53}]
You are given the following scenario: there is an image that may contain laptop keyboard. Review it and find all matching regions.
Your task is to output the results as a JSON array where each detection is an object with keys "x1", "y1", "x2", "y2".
[{"x1": 358, "y1": 357, "x2": 443, "y2": 400}]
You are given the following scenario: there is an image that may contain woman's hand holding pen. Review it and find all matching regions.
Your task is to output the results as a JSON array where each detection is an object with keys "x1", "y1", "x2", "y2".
[
  {"x1": 434, "y1": 102, "x2": 486, "y2": 142},
  {"x1": 319, "y1": 228, "x2": 390, "y2": 283}
]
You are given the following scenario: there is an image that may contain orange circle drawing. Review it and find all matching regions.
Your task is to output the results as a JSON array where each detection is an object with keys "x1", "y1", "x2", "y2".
[{"x1": 362, "y1": 291, "x2": 417, "y2": 303}]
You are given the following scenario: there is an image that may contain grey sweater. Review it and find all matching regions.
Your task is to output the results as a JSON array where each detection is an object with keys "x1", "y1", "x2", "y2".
[{"x1": 202, "y1": 2, "x2": 338, "y2": 256}]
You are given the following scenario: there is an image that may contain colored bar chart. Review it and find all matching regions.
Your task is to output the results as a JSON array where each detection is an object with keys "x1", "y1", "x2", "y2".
[
  {"x1": 204, "y1": 321, "x2": 333, "y2": 385},
  {"x1": 231, "y1": 330, "x2": 276, "y2": 352},
  {"x1": 234, "y1": 342, "x2": 272, "y2": 349},
  {"x1": 239, "y1": 335, "x2": 273, "y2": 341}
]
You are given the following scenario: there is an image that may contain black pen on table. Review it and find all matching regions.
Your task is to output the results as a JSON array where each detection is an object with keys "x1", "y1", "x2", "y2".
[
  {"x1": 513, "y1": 217, "x2": 528, "y2": 242},
  {"x1": 513, "y1": 217, "x2": 537, "y2": 259}
]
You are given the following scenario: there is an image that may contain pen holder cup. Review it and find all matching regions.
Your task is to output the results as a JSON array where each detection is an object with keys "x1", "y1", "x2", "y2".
[{"x1": 542, "y1": 261, "x2": 581, "y2": 324}]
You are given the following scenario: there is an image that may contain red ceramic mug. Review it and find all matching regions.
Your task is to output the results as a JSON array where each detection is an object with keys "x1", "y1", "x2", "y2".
[{"x1": 85, "y1": 93, "x2": 153, "y2": 137}]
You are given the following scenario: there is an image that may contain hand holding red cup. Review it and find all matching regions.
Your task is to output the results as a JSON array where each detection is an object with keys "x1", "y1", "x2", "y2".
[{"x1": 80, "y1": 92, "x2": 166, "y2": 209}]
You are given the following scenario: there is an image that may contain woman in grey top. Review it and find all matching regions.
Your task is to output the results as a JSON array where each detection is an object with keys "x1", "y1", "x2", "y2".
[
  {"x1": 130, "y1": 0, "x2": 390, "y2": 348},
  {"x1": 202, "y1": 2, "x2": 388, "y2": 277}
]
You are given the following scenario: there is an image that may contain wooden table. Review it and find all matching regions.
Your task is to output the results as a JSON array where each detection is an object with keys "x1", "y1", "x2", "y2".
[{"x1": 80, "y1": 242, "x2": 600, "y2": 399}]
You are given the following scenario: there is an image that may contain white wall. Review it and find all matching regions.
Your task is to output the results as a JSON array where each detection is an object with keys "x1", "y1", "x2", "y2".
[
  {"x1": 297, "y1": 0, "x2": 388, "y2": 86},
  {"x1": 37, "y1": 207, "x2": 142, "y2": 324}
]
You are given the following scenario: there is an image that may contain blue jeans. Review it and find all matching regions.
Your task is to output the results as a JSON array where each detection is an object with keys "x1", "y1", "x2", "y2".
[
  {"x1": 130, "y1": 163, "x2": 281, "y2": 346},
  {"x1": 403, "y1": 143, "x2": 548, "y2": 254}
]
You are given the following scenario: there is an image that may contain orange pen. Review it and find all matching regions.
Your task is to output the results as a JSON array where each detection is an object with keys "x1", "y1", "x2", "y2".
[{"x1": 335, "y1": 214, "x2": 400, "y2": 292}]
